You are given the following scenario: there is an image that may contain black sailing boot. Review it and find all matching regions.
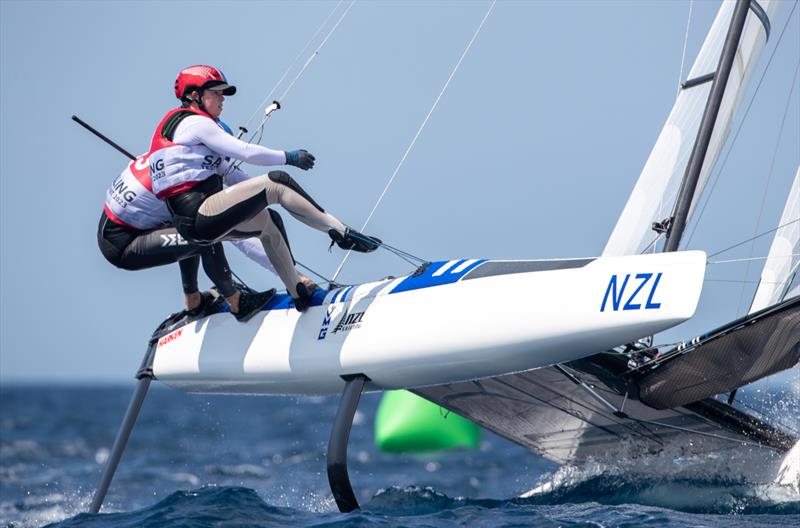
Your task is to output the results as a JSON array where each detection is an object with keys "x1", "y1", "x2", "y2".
[
  {"x1": 186, "y1": 291, "x2": 217, "y2": 318},
  {"x1": 293, "y1": 282, "x2": 314, "y2": 313},
  {"x1": 328, "y1": 227, "x2": 382, "y2": 253},
  {"x1": 234, "y1": 288, "x2": 276, "y2": 322}
]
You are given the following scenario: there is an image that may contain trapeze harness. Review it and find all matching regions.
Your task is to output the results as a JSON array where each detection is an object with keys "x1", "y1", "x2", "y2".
[
  {"x1": 149, "y1": 108, "x2": 349, "y2": 297},
  {"x1": 98, "y1": 154, "x2": 236, "y2": 297}
]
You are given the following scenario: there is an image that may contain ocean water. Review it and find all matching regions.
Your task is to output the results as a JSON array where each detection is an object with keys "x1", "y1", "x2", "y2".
[{"x1": 1, "y1": 385, "x2": 798, "y2": 527}]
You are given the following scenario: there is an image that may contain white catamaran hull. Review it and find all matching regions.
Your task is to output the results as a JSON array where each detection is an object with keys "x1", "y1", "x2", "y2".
[{"x1": 153, "y1": 251, "x2": 706, "y2": 395}]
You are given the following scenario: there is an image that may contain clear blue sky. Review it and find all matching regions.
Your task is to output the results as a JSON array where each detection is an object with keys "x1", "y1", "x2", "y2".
[{"x1": 1, "y1": 1, "x2": 798, "y2": 383}]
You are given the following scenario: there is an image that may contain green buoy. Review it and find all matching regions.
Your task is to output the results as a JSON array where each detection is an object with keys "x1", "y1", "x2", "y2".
[{"x1": 374, "y1": 390, "x2": 481, "y2": 453}]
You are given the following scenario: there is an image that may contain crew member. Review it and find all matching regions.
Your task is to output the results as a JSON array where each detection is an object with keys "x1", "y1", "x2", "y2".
[
  {"x1": 150, "y1": 65, "x2": 381, "y2": 311},
  {"x1": 98, "y1": 154, "x2": 276, "y2": 321}
]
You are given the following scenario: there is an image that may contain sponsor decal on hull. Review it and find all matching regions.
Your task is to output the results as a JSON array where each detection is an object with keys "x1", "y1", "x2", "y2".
[
  {"x1": 158, "y1": 328, "x2": 183, "y2": 347},
  {"x1": 318, "y1": 307, "x2": 365, "y2": 340},
  {"x1": 332, "y1": 310, "x2": 365, "y2": 334}
]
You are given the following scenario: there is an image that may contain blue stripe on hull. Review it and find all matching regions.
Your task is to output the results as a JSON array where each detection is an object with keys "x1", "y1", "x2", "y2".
[
  {"x1": 230, "y1": 258, "x2": 485, "y2": 316},
  {"x1": 390, "y1": 259, "x2": 486, "y2": 294}
]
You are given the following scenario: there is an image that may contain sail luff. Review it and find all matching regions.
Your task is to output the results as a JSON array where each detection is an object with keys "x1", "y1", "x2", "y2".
[
  {"x1": 750, "y1": 166, "x2": 800, "y2": 313},
  {"x1": 603, "y1": 0, "x2": 778, "y2": 257},
  {"x1": 664, "y1": 0, "x2": 753, "y2": 252}
]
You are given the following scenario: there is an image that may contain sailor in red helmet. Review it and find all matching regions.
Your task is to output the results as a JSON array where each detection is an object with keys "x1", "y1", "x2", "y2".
[
  {"x1": 149, "y1": 65, "x2": 381, "y2": 311},
  {"x1": 98, "y1": 152, "x2": 281, "y2": 321}
]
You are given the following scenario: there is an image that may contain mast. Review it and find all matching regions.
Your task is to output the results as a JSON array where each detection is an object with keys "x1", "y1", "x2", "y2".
[{"x1": 664, "y1": 0, "x2": 753, "y2": 252}]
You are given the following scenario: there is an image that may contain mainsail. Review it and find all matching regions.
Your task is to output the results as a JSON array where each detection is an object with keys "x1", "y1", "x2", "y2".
[
  {"x1": 750, "y1": 166, "x2": 800, "y2": 312},
  {"x1": 603, "y1": 0, "x2": 777, "y2": 256}
]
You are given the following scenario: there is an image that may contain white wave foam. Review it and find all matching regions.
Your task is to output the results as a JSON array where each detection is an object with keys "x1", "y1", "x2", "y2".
[
  {"x1": 0, "y1": 491, "x2": 93, "y2": 528},
  {"x1": 775, "y1": 440, "x2": 800, "y2": 494},
  {"x1": 203, "y1": 463, "x2": 268, "y2": 477},
  {"x1": 521, "y1": 438, "x2": 790, "y2": 499},
  {"x1": 0, "y1": 439, "x2": 42, "y2": 459}
]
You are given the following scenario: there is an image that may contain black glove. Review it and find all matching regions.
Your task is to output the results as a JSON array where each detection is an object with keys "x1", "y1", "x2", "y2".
[{"x1": 285, "y1": 149, "x2": 315, "y2": 170}]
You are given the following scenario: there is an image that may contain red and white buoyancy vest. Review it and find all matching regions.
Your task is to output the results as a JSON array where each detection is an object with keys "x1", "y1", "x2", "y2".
[
  {"x1": 148, "y1": 107, "x2": 232, "y2": 199},
  {"x1": 104, "y1": 155, "x2": 172, "y2": 231}
]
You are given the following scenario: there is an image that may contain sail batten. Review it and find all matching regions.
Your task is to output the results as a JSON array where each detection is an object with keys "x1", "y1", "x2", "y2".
[{"x1": 603, "y1": 0, "x2": 777, "y2": 257}]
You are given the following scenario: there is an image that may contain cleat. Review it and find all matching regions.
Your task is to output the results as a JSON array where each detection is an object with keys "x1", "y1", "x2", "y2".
[
  {"x1": 234, "y1": 288, "x2": 276, "y2": 322},
  {"x1": 328, "y1": 228, "x2": 382, "y2": 253}
]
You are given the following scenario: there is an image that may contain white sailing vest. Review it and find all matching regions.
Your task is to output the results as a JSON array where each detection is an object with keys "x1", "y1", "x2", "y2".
[
  {"x1": 148, "y1": 108, "x2": 232, "y2": 199},
  {"x1": 104, "y1": 155, "x2": 172, "y2": 231}
]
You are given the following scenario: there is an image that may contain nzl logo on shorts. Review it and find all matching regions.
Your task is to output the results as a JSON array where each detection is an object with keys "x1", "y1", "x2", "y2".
[
  {"x1": 160, "y1": 233, "x2": 188, "y2": 247},
  {"x1": 318, "y1": 307, "x2": 365, "y2": 340},
  {"x1": 600, "y1": 272, "x2": 663, "y2": 312}
]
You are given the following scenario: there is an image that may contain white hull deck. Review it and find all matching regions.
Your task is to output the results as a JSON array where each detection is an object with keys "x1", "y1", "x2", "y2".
[{"x1": 153, "y1": 251, "x2": 706, "y2": 395}]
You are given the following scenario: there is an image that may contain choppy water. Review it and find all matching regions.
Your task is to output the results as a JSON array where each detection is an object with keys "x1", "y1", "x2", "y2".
[{"x1": 1, "y1": 385, "x2": 798, "y2": 527}]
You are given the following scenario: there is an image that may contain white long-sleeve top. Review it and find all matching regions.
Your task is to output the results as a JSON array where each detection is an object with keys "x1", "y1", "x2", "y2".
[{"x1": 172, "y1": 115, "x2": 287, "y2": 166}]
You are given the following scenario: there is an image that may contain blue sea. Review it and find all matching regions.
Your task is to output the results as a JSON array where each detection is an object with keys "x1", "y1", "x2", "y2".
[{"x1": 1, "y1": 385, "x2": 798, "y2": 527}]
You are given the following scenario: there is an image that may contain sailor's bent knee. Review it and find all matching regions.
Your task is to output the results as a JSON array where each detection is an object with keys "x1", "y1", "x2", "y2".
[{"x1": 267, "y1": 170, "x2": 325, "y2": 212}]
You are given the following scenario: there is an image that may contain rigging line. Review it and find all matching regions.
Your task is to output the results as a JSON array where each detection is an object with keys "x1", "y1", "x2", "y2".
[
  {"x1": 705, "y1": 278, "x2": 781, "y2": 284},
  {"x1": 736, "y1": 57, "x2": 800, "y2": 315},
  {"x1": 278, "y1": 1, "x2": 356, "y2": 103},
  {"x1": 735, "y1": 397, "x2": 800, "y2": 432},
  {"x1": 368, "y1": 239, "x2": 427, "y2": 264},
  {"x1": 237, "y1": 1, "x2": 355, "y2": 157},
  {"x1": 267, "y1": 205, "x2": 426, "y2": 265},
  {"x1": 676, "y1": 0, "x2": 694, "y2": 98},
  {"x1": 391, "y1": 251, "x2": 423, "y2": 268},
  {"x1": 241, "y1": 1, "x2": 347, "y2": 132},
  {"x1": 629, "y1": 417, "x2": 777, "y2": 448},
  {"x1": 253, "y1": 1, "x2": 355, "y2": 134},
  {"x1": 296, "y1": 260, "x2": 338, "y2": 286},
  {"x1": 706, "y1": 217, "x2": 800, "y2": 257},
  {"x1": 230, "y1": 269, "x2": 251, "y2": 290},
  {"x1": 656, "y1": 0, "x2": 693, "y2": 236},
  {"x1": 685, "y1": 0, "x2": 800, "y2": 247},
  {"x1": 332, "y1": 0, "x2": 497, "y2": 282},
  {"x1": 229, "y1": 2, "x2": 354, "y2": 175},
  {"x1": 640, "y1": 232, "x2": 664, "y2": 254},
  {"x1": 709, "y1": 253, "x2": 800, "y2": 265}
]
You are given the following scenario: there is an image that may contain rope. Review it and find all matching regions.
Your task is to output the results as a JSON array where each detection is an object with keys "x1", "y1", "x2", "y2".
[
  {"x1": 709, "y1": 253, "x2": 799, "y2": 265},
  {"x1": 685, "y1": 0, "x2": 799, "y2": 247},
  {"x1": 652, "y1": 0, "x2": 694, "y2": 229},
  {"x1": 278, "y1": 2, "x2": 355, "y2": 103},
  {"x1": 676, "y1": 0, "x2": 694, "y2": 97},
  {"x1": 296, "y1": 260, "x2": 339, "y2": 286},
  {"x1": 706, "y1": 217, "x2": 800, "y2": 258},
  {"x1": 640, "y1": 232, "x2": 664, "y2": 254},
  {"x1": 736, "y1": 59, "x2": 800, "y2": 315},
  {"x1": 264, "y1": 203, "x2": 427, "y2": 267},
  {"x1": 242, "y1": 0, "x2": 357, "y2": 148},
  {"x1": 705, "y1": 278, "x2": 783, "y2": 284},
  {"x1": 332, "y1": 0, "x2": 497, "y2": 282},
  {"x1": 228, "y1": 1, "x2": 355, "y2": 172},
  {"x1": 240, "y1": 1, "x2": 351, "y2": 132}
]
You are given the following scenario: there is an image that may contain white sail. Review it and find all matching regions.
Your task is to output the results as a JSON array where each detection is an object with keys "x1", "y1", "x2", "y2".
[
  {"x1": 750, "y1": 166, "x2": 800, "y2": 313},
  {"x1": 603, "y1": 0, "x2": 778, "y2": 256}
]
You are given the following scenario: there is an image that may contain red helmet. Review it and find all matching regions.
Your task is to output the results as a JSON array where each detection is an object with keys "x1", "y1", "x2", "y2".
[{"x1": 174, "y1": 65, "x2": 237, "y2": 100}]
